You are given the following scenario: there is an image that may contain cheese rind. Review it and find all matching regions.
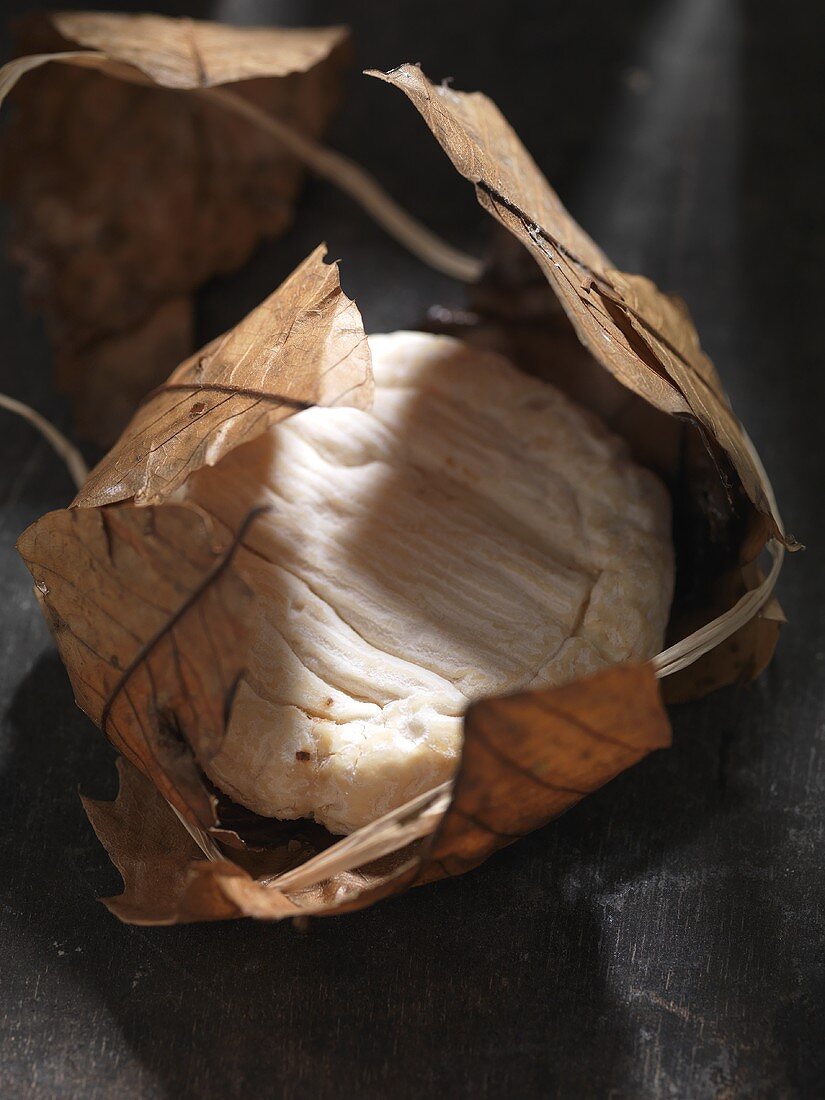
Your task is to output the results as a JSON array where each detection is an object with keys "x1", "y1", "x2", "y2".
[{"x1": 186, "y1": 332, "x2": 674, "y2": 833}]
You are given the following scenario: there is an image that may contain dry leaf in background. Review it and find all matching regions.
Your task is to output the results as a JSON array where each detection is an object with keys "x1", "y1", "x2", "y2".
[
  {"x1": 0, "y1": 11, "x2": 350, "y2": 445},
  {"x1": 18, "y1": 64, "x2": 791, "y2": 923}
]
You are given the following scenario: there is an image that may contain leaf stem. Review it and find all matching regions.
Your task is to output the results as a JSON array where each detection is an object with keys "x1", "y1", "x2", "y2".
[
  {"x1": 0, "y1": 392, "x2": 88, "y2": 488},
  {"x1": 197, "y1": 86, "x2": 484, "y2": 284}
]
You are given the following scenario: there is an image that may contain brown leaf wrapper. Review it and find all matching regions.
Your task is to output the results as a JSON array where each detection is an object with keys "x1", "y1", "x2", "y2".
[
  {"x1": 367, "y1": 68, "x2": 782, "y2": 543},
  {"x1": 0, "y1": 11, "x2": 350, "y2": 445},
  {"x1": 21, "y1": 504, "x2": 255, "y2": 829},
  {"x1": 82, "y1": 664, "x2": 669, "y2": 924},
  {"x1": 20, "y1": 246, "x2": 371, "y2": 839},
  {"x1": 19, "y1": 69, "x2": 790, "y2": 923},
  {"x1": 76, "y1": 243, "x2": 372, "y2": 508}
]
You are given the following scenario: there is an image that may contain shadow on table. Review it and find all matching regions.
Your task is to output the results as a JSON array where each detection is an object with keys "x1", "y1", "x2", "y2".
[{"x1": 0, "y1": 650, "x2": 793, "y2": 1098}]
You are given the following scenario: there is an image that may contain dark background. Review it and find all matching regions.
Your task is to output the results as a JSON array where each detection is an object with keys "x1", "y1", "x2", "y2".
[{"x1": 1, "y1": 1, "x2": 823, "y2": 1096}]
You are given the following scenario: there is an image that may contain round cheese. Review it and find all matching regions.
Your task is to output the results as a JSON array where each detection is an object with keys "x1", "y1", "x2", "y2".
[{"x1": 185, "y1": 332, "x2": 674, "y2": 833}]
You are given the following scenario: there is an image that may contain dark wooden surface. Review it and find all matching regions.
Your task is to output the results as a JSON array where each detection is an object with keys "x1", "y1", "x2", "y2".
[{"x1": 1, "y1": 1, "x2": 823, "y2": 1096}]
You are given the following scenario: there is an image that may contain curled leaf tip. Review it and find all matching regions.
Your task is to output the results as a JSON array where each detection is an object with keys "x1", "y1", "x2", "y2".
[{"x1": 73, "y1": 246, "x2": 372, "y2": 509}]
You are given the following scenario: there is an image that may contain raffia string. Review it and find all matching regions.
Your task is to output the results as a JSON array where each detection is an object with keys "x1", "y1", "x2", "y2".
[
  {"x1": 197, "y1": 87, "x2": 483, "y2": 284},
  {"x1": 0, "y1": 393, "x2": 88, "y2": 489},
  {"x1": 0, "y1": 53, "x2": 482, "y2": 284}
]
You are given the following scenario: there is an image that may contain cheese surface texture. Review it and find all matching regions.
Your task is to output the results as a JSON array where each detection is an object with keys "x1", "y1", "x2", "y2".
[{"x1": 185, "y1": 332, "x2": 674, "y2": 834}]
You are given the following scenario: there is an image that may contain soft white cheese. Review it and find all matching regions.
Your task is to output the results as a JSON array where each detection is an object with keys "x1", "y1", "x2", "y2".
[{"x1": 185, "y1": 332, "x2": 674, "y2": 833}]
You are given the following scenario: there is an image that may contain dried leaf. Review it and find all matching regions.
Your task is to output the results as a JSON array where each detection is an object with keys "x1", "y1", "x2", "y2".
[
  {"x1": 85, "y1": 665, "x2": 669, "y2": 923},
  {"x1": 19, "y1": 248, "x2": 370, "y2": 835},
  {"x1": 374, "y1": 65, "x2": 791, "y2": 695},
  {"x1": 18, "y1": 503, "x2": 255, "y2": 829},
  {"x1": 0, "y1": 13, "x2": 350, "y2": 445},
  {"x1": 76, "y1": 245, "x2": 372, "y2": 507},
  {"x1": 672, "y1": 603, "x2": 785, "y2": 703},
  {"x1": 426, "y1": 663, "x2": 671, "y2": 879},
  {"x1": 83, "y1": 758, "x2": 243, "y2": 925},
  {"x1": 86, "y1": 757, "x2": 418, "y2": 923},
  {"x1": 426, "y1": 229, "x2": 683, "y2": 481},
  {"x1": 51, "y1": 12, "x2": 347, "y2": 89},
  {"x1": 369, "y1": 65, "x2": 790, "y2": 553},
  {"x1": 59, "y1": 298, "x2": 194, "y2": 446},
  {"x1": 426, "y1": 235, "x2": 780, "y2": 697}
]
